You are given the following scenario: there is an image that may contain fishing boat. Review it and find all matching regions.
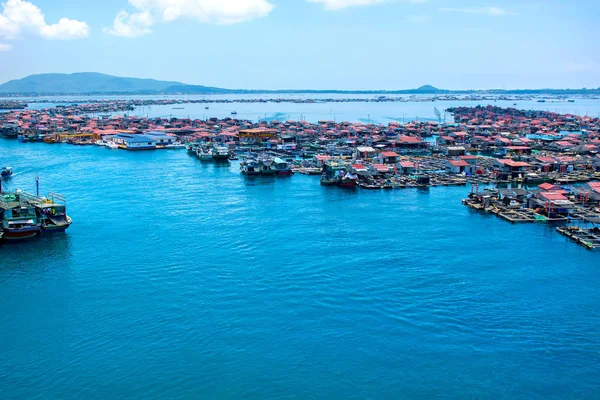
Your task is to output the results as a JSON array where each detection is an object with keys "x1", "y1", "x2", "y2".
[
  {"x1": 212, "y1": 145, "x2": 230, "y2": 160},
  {"x1": 273, "y1": 158, "x2": 293, "y2": 176},
  {"x1": 338, "y1": 172, "x2": 358, "y2": 187},
  {"x1": 0, "y1": 187, "x2": 71, "y2": 241},
  {"x1": 0, "y1": 127, "x2": 19, "y2": 139},
  {"x1": 321, "y1": 160, "x2": 356, "y2": 187},
  {"x1": 197, "y1": 146, "x2": 213, "y2": 161},
  {"x1": 38, "y1": 193, "x2": 72, "y2": 233},
  {"x1": 165, "y1": 142, "x2": 186, "y2": 149},
  {"x1": 187, "y1": 142, "x2": 200, "y2": 154},
  {"x1": 241, "y1": 159, "x2": 260, "y2": 175},
  {"x1": 1, "y1": 166, "x2": 13, "y2": 178},
  {"x1": 44, "y1": 135, "x2": 59, "y2": 144},
  {"x1": 258, "y1": 157, "x2": 277, "y2": 175},
  {"x1": 0, "y1": 192, "x2": 41, "y2": 241}
]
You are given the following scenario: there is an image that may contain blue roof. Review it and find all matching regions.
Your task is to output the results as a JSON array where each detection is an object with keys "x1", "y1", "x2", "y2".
[
  {"x1": 115, "y1": 134, "x2": 155, "y2": 143},
  {"x1": 145, "y1": 131, "x2": 173, "y2": 139}
]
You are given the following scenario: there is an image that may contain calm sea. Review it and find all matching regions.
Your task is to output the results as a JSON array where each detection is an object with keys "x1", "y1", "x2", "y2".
[
  {"x1": 13, "y1": 94, "x2": 600, "y2": 123},
  {"x1": 0, "y1": 140, "x2": 599, "y2": 399}
]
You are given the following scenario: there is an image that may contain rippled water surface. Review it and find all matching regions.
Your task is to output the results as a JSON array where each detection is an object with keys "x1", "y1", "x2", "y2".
[{"x1": 1, "y1": 140, "x2": 599, "y2": 399}]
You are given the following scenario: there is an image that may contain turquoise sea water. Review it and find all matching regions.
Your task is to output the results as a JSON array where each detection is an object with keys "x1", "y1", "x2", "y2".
[
  {"x1": 1, "y1": 140, "x2": 599, "y2": 399},
  {"x1": 16, "y1": 94, "x2": 600, "y2": 123}
]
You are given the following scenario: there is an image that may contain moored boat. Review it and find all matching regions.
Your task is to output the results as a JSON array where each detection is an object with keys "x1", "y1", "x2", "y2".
[
  {"x1": 197, "y1": 146, "x2": 213, "y2": 160},
  {"x1": 273, "y1": 158, "x2": 293, "y2": 176},
  {"x1": 1, "y1": 166, "x2": 13, "y2": 179},
  {"x1": 241, "y1": 159, "x2": 260, "y2": 175},
  {"x1": 212, "y1": 145, "x2": 230, "y2": 160},
  {"x1": 0, "y1": 194, "x2": 41, "y2": 241},
  {"x1": 258, "y1": 157, "x2": 277, "y2": 175},
  {"x1": 1, "y1": 187, "x2": 72, "y2": 242}
]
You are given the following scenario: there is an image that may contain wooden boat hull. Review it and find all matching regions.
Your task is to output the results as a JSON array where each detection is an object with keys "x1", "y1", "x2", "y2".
[
  {"x1": 42, "y1": 224, "x2": 70, "y2": 233},
  {"x1": 2, "y1": 226, "x2": 40, "y2": 241},
  {"x1": 338, "y1": 179, "x2": 357, "y2": 188}
]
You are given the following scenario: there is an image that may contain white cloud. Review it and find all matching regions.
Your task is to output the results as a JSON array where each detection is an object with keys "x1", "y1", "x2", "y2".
[
  {"x1": 308, "y1": 0, "x2": 426, "y2": 11},
  {"x1": 102, "y1": 10, "x2": 153, "y2": 38},
  {"x1": 104, "y1": 0, "x2": 274, "y2": 37},
  {"x1": 0, "y1": 0, "x2": 88, "y2": 41},
  {"x1": 307, "y1": 0, "x2": 386, "y2": 11},
  {"x1": 440, "y1": 7, "x2": 515, "y2": 16},
  {"x1": 0, "y1": 42, "x2": 11, "y2": 50}
]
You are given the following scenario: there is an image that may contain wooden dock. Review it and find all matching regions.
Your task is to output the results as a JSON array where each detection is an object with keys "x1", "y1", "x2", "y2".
[
  {"x1": 556, "y1": 227, "x2": 600, "y2": 251},
  {"x1": 498, "y1": 209, "x2": 537, "y2": 223}
]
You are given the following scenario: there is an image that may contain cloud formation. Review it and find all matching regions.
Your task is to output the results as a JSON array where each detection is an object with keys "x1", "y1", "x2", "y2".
[
  {"x1": 440, "y1": 7, "x2": 515, "y2": 16},
  {"x1": 104, "y1": 0, "x2": 274, "y2": 37},
  {"x1": 0, "y1": 0, "x2": 88, "y2": 42},
  {"x1": 308, "y1": 0, "x2": 426, "y2": 11},
  {"x1": 0, "y1": 42, "x2": 11, "y2": 50}
]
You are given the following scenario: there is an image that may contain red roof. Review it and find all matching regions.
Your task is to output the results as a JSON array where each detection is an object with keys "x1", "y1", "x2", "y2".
[
  {"x1": 448, "y1": 160, "x2": 469, "y2": 167},
  {"x1": 536, "y1": 157, "x2": 556, "y2": 163},
  {"x1": 397, "y1": 135, "x2": 422, "y2": 144},
  {"x1": 372, "y1": 164, "x2": 390, "y2": 172},
  {"x1": 399, "y1": 161, "x2": 415, "y2": 168},
  {"x1": 539, "y1": 192, "x2": 568, "y2": 201},
  {"x1": 589, "y1": 182, "x2": 600, "y2": 192},
  {"x1": 496, "y1": 159, "x2": 531, "y2": 168},
  {"x1": 380, "y1": 151, "x2": 399, "y2": 157},
  {"x1": 538, "y1": 183, "x2": 556, "y2": 191}
]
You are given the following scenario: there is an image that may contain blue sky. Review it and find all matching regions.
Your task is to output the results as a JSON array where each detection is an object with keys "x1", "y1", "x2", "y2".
[{"x1": 0, "y1": 0, "x2": 598, "y2": 90}]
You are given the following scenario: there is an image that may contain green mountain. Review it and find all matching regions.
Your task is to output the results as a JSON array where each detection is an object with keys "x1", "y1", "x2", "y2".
[{"x1": 0, "y1": 72, "x2": 227, "y2": 95}]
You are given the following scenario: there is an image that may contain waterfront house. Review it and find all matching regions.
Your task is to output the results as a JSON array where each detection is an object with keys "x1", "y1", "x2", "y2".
[
  {"x1": 446, "y1": 159, "x2": 469, "y2": 174},
  {"x1": 380, "y1": 151, "x2": 400, "y2": 164},
  {"x1": 395, "y1": 135, "x2": 427, "y2": 152},
  {"x1": 313, "y1": 155, "x2": 331, "y2": 167},
  {"x1": 145, "y1": 131, "x2": 176, "y2": 146},
  {"x1": 397, "y1": 161, "x2": 416, "y2": 174},
  {"x1": 113, "y1": 133, "x2": 156, "y2": 150},
  {"x1": 355, "y1": 146, "x2": 377, "y2": 159},
  {"x1": 495, "y1": 159, "x2": 531, "y2": 178},
  {"x1": 446, "y1": 146, "x2": 466, "y2": 157},
  {"x1": 459, "y1": 155, "x2": 479, "y2": 174}
]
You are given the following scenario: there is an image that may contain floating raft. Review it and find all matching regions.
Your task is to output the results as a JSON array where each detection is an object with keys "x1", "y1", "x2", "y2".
[
  {"x1": 556, "y1": 227, "x2": 600, "y2": 251},
  {"x1": 498, "y1": 209, "x2": 537, "y2": 223}
]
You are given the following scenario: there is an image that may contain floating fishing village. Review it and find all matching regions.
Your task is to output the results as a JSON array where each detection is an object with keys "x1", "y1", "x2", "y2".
[{"x1": 1, "y1": 101, "x2": 600, "y2": 249}]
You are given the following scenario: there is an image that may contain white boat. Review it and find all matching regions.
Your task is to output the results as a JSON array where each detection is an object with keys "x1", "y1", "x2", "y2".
[
  {"x1": 94, "y1": 139, "x2": 106, "y2": 146},
  {"x1": 106, "y1": 142, "x2": 119, "y2": 149},
  {"x1": 165, "y1": 142, "x2": 186, "y2": 149},
  {"x1": 196, "y1": 146, "x2": 213, "y2": 160}
]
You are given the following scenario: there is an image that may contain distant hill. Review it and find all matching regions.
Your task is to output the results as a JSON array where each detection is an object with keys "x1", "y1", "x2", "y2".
[
  {"x1": 0, "y1": 73, "x2": 598, "y2": 96},
  {"x1": 0, "y1": 73, "x2": 229, "y2": 95}
]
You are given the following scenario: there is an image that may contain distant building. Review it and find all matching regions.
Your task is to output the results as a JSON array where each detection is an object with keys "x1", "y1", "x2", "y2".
[
  {"x1": 446, "y1": 159, "x2": 469, "y2": 174},
  {"x1": 446, "y1": 146, "x2": 466, "y2": 157}
]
